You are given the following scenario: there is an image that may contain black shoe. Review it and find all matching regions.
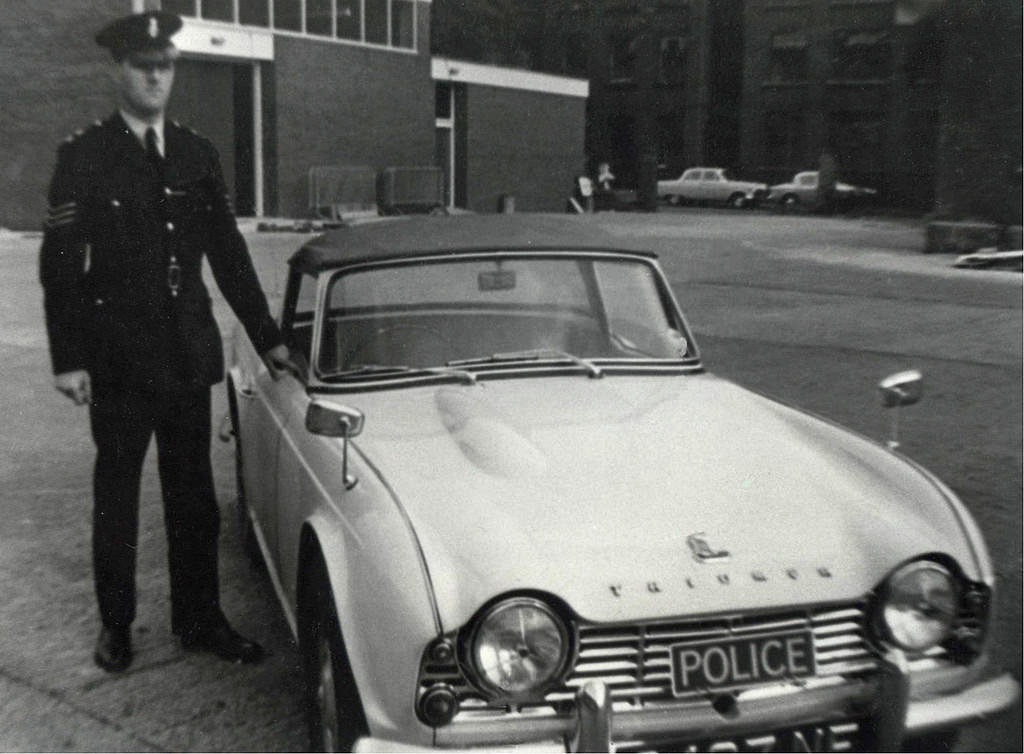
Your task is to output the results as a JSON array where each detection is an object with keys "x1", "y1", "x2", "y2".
[
  {"x1": 94, "y1": 626, "x2": 132, "y2": 672},
  {"x1": 180, "y1": 619, "x2": 264, "y2": 664}
]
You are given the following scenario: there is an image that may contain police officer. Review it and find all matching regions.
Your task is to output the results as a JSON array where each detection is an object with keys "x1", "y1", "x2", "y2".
[{"x1": 39, "y1": 11, "x2": 297, "y2": 673}]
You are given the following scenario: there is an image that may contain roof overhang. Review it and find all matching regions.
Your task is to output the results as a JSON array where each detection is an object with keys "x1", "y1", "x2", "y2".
[{"x1": 431, "y1": 58, "x2": 589, "y2": 98}]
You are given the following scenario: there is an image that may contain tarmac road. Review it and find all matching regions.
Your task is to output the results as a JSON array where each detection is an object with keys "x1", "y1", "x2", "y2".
[{"x1": 0, "y1": 209, "x2": 1019, "y2": 751}]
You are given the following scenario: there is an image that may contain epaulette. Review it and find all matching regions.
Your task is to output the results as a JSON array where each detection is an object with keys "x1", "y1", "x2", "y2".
[
  {"x1": 171, "y1": 120, "x2": 213, "y2": 144},
  {"x1": 61, "y1": 119, "x2": 104, "y2": 146}
]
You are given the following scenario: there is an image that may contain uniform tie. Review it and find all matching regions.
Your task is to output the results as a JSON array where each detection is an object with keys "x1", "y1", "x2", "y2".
[{"x1": 145, "y1": 127, "x2": 163, "y2": 165}]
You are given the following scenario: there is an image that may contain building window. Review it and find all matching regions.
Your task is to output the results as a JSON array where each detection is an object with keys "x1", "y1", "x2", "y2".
[
  {"x1": 275, "y1": 0, "x2": 303, "y2": 32},
  {"x1": 165, "y1": 0, "x2": 416, "y2": 50},
  {"x1": 201, "y1": 0, "x2": 233, "y2": 21},
  {"x1": 365, "y1": 0, "x2": 388, "y2": 44},
  {"x1": 764, "y1": 110, "x2": 806, "y2": 167},
  {"x1": 832, "y1": 29, "x2": 891, "y2": 80},
  {"x1": 307, "y1": 0, "x2": 333, "y2": 36},
  {"x1": 609, "y1": 34, "x2": 637, "y2": 83},
  {"x1": 392, "y1": 0, "x2": 415, "y2": 48},
  {"x1": 659, "y1": 37, "x2": 686, "y2": 85},
  {"x1": 240, "y1": 0, "x2": 270, "y2": 27},
  {"x1": 162, "y1": 0, "x2": 197, "y2": 15},
  {"x1": 770, "y1": 31, "x2": 808, "y2": 81},
  {"x1": 336, "y1": 0, "x2": 361, "y2": 39},
  {"x1": 828, "y1": 111, "x2": 885, "y2": 173}
]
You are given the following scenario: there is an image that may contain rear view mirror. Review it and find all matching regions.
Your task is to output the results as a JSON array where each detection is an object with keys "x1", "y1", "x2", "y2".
[{"x1": 478, "y1": 270, "x2": 517, "y2": 291}]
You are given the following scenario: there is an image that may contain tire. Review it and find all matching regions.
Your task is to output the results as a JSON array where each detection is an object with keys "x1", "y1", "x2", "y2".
[
  {"x1": 300, "y1": 555, "x2": 369, "y2": 752},
  {"x1": 901, "y1": 730, "x2": 959, "y2": 752},
  {"x1": 781, "y1": 194, "x2": 800, "y2": 211},
  {"x1": 667, "y1": 194, "x2": 681, "y2": 206},
  {"x1": 728, "y1": 193, "x2": 747, "y2": 209}
]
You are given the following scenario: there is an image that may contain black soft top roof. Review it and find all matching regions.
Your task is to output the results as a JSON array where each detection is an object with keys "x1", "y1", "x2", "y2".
[{"x1": 289, "y1": 214, "x2": 658, "y2": 274}]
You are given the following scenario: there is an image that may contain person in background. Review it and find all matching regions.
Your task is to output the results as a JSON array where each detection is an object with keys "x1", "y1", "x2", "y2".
[{"x1": 39, "y1": 10, "x2": 297, "y2": 673}]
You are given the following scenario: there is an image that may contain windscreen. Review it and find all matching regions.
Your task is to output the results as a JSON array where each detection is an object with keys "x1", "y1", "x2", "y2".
[{"x1": 317, "y1": 255, "x2": 688, "y2": 376}]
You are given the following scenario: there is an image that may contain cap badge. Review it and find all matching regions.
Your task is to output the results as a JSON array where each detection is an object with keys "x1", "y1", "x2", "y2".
[{"x1": 148, "y1": 16, "x2": 159, "y2": 38}]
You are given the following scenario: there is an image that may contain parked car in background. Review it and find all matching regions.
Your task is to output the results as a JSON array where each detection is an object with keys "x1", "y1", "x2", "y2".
[
  {"x1": 769, "y1": 171, "x2": 878, "y2": 210},
  {"x1": 227, "y1": 214, "x2": 1018, "y2": 752},
  {"x1": 657, "y1": 167, "x2": 768, "y2": 208}
]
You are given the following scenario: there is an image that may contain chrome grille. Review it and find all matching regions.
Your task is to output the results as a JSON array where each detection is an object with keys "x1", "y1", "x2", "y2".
[
  {"x1": 548, "y1": 604, "x2": 880, "y2": 706},
  {"x1": 418, "y1": 602, "x2": 884, "y2": 716}
]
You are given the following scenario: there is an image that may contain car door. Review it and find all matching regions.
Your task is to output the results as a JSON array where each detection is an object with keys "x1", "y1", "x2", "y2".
[
  {"x1": 680, "y1": 169, "x2": 702, "y2": 200},
  {"x1": 702, "y1": 169, "x2": 725, "y2": 202},
  {"x1": 253, "y1": 266, "x2": 319, "y2": 560},
  {"x1": 236, "y1": 354, "x2": 287, "y2": 559}
]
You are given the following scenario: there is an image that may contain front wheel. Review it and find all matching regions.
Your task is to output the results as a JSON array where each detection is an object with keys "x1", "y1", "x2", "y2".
[
  {"x1": 300, "y1": 556, "x2": 368, "y2": 752},
  {"x1": 728, "y1": 193, "x2": 748, "y2": 209}
]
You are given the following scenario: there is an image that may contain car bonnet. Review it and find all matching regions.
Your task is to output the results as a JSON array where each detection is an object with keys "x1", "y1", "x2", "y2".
[{"x1": 343, "y1": 373, "x2": 978, "y2": 629}]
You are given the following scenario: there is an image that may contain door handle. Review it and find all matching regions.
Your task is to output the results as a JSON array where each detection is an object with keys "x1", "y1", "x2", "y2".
[{"x1": 238, "y1": 384, "x2": 256, "y2": 399}]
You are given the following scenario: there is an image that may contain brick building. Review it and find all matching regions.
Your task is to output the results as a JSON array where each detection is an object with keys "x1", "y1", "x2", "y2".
[
  {"x1": 537, "y1": 0, "x2": 717, "y2": 190},
  {"x1": 740, "y1": 0, "x2": 1021, "y2": 216},
  {"x1": 0, "y1": 0, "x2": 588, "y2": 229},
  {"x1": 533, "y1": 0, "x2": 1019, "y2": 221}
]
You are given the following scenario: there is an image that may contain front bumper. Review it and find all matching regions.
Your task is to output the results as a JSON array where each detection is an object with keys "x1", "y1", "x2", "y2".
[{"x1": 354, "y1": 658, "x2": 1019, "y2": 752}]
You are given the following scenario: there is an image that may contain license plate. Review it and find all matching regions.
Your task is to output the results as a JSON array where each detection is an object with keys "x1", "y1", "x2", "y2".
[
  {"x1": 670, "y1": 630, "x2": 816, "y2": 695},
  {"x1": 678, "y1": 720, "x2": 862, "y2": 752}
]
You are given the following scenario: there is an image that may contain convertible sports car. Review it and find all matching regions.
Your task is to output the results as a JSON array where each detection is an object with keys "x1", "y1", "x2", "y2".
[{"x1": 226, "y1": 214, "x2": 1018, "y2": 752}]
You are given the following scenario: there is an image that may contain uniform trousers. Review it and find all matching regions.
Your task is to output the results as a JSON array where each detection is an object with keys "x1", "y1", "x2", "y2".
[{"x1": 89, "y1": 385, "x2": 222, "y2": 635}]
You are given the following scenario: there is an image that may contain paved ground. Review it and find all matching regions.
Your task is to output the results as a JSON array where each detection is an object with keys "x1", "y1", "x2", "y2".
[{"x1": 0, "y1": 208, "x2": 1019, "y2": 751}]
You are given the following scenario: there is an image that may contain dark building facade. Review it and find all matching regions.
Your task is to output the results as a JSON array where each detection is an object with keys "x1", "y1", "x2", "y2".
[
  {"x1": 537, "y1": 0, "x2": 716, "y2": 190},
  {"x1": 530, "y1": 0, "x2": 1019, "y2": 221},
  {"x1": 741, "y1": 0, "x2": 1021, "y2": 217},
  {"x1": 0, "y1": 0, "x2": 588, "y2": 229}
]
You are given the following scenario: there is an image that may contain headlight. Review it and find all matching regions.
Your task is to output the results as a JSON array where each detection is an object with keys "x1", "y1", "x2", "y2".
[
  {"x1": 470, "y1": 597, "x2": 569, "y2": 697},
  {"x1": 878, "y1": 560, "x2": 958, "y2": 652}
]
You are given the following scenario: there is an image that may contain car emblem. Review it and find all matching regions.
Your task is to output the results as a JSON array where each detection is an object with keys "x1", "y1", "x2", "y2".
[
  {"x1": 687, "y1": 533, "x2": 730, "y2": 563},
  {"x1": 148, "y1": 17, "x2": 160, "y2": 38}
]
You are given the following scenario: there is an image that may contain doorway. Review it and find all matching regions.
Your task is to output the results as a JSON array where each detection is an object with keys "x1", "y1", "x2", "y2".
[{"x1": 169, "y1": 59, "x2": 258, "y2": 216}]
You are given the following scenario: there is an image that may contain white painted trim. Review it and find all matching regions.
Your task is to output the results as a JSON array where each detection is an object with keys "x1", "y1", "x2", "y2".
[
  {"x1": 174, "y1": 18, "x2": 275, "y2": 61},
  {"x1": 252, "y1": 61, "x2": 264, "y2": 217},
  {"x1": 431, "y1": 58, "x2": 589, "y2": 98}
]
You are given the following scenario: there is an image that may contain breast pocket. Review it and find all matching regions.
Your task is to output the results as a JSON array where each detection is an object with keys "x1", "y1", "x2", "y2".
[{"x1": 164, "y1": 175, "x2": 217, "y2": 223}]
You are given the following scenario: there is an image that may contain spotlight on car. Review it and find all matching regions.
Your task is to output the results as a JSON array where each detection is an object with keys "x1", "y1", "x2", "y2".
[
  {"x1": 470, "y1": 597, "x2": 570, "y2": 698},
  {"x1": 876, "y1": 560, "x2": 958, "y2": 653}
]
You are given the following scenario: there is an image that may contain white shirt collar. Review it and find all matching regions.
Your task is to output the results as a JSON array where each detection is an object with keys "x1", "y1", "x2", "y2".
[{"x1": 119, "y1": 109, "x2": 165, "y2": 157}]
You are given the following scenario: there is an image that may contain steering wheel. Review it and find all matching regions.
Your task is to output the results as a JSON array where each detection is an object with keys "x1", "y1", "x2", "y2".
[{"x1": 346, "y1": 324, "x2": 455, "y2": 367}]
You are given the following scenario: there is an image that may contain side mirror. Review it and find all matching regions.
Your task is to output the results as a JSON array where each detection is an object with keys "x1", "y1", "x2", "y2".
[
  {"x1": 306, "y1": 399, "x2": 364, "y2": 489},
  {"x1": 306, "y1": 399, "x2": 364, "y2": 438},
  {"x1": 878, "y1": 370, "x2": 923, "y2": 408},
  {"x1": 877, "y1": 370, "x2": 923, "y2": 450}
]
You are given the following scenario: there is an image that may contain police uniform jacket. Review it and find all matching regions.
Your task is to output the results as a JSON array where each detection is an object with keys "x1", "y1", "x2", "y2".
[{"x1": 40, "y1": 113, "x2": 282, "y2": 394}]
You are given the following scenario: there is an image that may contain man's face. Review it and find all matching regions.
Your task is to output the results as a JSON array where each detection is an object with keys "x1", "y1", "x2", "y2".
[{"x1": 117, "y1": 50, "x2": 175, "y2": 119}]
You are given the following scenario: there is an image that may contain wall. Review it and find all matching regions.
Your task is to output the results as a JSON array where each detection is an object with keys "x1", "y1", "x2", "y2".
[
  {"x1": 0, "y1": 0, "x2": 129, "y2": 230},
  {"x1": 933, "y1": 0, "x2": 1023, "y2": 225},
  {"x1": 270, "y1": 20, "x2": 434, "y2": 218},
  {"x1": 463, "y1": 85, "x2": 586, "y2": 213}
]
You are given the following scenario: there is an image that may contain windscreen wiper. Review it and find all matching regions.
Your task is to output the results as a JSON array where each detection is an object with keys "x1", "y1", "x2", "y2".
[
  {"x1": 334, "y1": 364, "x2": 477, "y2": 385},
  {"x1": 449, "y1": 349, "x2": 603, "y2": 378}
]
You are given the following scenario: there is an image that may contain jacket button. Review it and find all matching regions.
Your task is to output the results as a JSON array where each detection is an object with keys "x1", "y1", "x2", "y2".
[{"x1": 165, "y1": 221, "x2": 175, "y2": 232}]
